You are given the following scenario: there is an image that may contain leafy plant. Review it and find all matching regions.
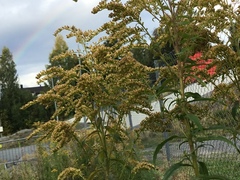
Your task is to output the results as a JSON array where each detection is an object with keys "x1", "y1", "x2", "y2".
[
  {"x1": 22, "y1": 0, "x2": 240, "y2": 179},
  {"x1": 89, "y1": 0, "x2": 240, "y2": 179},
  {"x1": 23, "y1": 20, "x2": 156, "y2": 180}
]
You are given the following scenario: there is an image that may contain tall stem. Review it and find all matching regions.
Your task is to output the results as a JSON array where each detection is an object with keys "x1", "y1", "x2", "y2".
[
  {"x1": 184, "y1": 118, "x2": 199, "y2": 176},
  {"x1": 178, "y1": 60, "x2": 200, "y2": 177},
  {"x1": 172, "y1": 6, "x2": 200, "y2": 173},
  {"x1": 96, "y1": 112, "x2": 110, "y2": 180}
]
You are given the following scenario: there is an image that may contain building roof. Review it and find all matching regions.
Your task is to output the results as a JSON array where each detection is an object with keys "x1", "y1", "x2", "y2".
[{"x1": 21, "y1": 85, "x2": 48, "y2": 96}]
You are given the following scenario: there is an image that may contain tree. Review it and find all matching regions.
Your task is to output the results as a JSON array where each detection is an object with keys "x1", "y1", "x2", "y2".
[
  {"x1": 44, "y1": 34, "x2": 80, "y2": 120},
  {"x1": 0, "y1": 47, "x2": 21, "y2": 133},
  {"x1": 151, "y1": 28, "x2": 176, "y2": 66},
  {"x1": 0, "y1": 47, "x2": 18, "y2": 90},
  {"x1": 49, "y1": 34, "x2": 78, "y2": 70},
  {"x1": 47, "y1": 34, "x2": 79, "y2": 86},
  {"x1": 131, "y1": 28, "x2": 178, "y2": 84},
  {"x1": 46, "y1": 34, "x2": 80, "y2": 88},
  {"x1": 0, "y1": 47, "x2": 50, "y2": 134},
  {"x1": 19, "y1": 89, "x2": 52, "y2": 128},
  {"x1": 230, "y1": 22, "x2": 240, "y2": 53}
]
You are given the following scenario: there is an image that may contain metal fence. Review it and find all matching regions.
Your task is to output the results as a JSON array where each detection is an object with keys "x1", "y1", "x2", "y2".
[
  {"x1": 127, "y1": 61, "x2": 240, "y2": 178},
  {"x1": 0, "y1": 131, "x2": 239, "y2": 178},
  {"x1": 159, "y1": 137, "x2": 240, "y2": 179},
  {"x1": 0, "y1": 73, "x2": 239, "y2": 178},
  {"x1": 0, "y1": 137, "x2": 37, "y2": 169}
]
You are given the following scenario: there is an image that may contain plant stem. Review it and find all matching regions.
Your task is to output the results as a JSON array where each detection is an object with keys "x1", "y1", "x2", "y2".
[
  {"x1": 179, "y1": 60, "x2": 200, "y2": 177},
  {"x1": 96, "y1": 112, "x2": 110, "y2": 180},
  {"x1": 185, "y1": 118, "x2": 199, "y2": 176}
]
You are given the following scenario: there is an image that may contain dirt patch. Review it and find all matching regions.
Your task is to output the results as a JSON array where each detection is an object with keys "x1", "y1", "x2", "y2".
[{"x1": 0, "y1": 129, "x2": 34, "y2": 149}]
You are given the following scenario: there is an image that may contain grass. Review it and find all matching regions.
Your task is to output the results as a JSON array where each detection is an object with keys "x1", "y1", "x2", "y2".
[
  {"x1": 202, "y1": 155, "x2": 240, "y2": 180},
  {"x1": 0, "y1": 129, "x2": 36, "y2": 150},
  {"x1": 0, "y1": 130, "x2": 239, "y2": 179},
  {"x1": 139, "y1": 131, "x2": 240, "y2": 180},
  {"x1": 0, "y1": 161, "x2": 38, "y2": 180}
]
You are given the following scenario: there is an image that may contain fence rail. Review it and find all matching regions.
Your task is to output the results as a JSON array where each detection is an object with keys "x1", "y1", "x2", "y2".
[{"x1": 0, "y1": 137, "x2": 38, "y2": 169}]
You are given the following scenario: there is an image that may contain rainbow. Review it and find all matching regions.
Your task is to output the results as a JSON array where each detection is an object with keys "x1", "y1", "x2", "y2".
[{"x1": 14, "y1": 2, "x2": 73, "y2": 63}]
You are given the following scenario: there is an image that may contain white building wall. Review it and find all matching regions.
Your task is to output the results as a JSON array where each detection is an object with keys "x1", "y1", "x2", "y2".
[
  {"x1": 125, "y1": 75, "x2": 232, "y2": 128},
  {"x1": 67, "y1": 75, "x2": 233, "y2": 128}
]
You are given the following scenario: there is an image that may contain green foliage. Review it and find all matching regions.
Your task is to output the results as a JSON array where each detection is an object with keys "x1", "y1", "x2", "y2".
[
  {"x1": 47, "y1": 34, "x2": 79, "y2": 88},
  {"x1": 0, "y1": 47, "x2": 34, "y2": 133},
  {"x1": 25, "y1": 39, "x2": 155, "y2": 178},
  {"x1": 22, "y1": 0, "x2": 240, "y2": 179},
  {"x1": 163, "y1": 161, "x2": 192, "y2": 180},
  {"x1": 89, "y1": 0, "x2": 240, "y2": 179},
  {"x1": 0, "y1": 162, "x2": 39, "y2": 180},
  {"x1": 48, "y1": 34, "x2": 78, "y2": 71},
  {"x1": 36, "y1": 145, "x2": 74, "y2": 180},
  {"x1": 0, "y1": 47, "x2": 51, "y2": 134},
  {"x1": 0, "y1": 47, "x2": 18, "y2": 87}
]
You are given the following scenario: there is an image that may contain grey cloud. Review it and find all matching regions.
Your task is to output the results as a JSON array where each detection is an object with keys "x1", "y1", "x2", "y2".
[{"x1": 0, "y1": 1, "x2": 126, "y2": 87}]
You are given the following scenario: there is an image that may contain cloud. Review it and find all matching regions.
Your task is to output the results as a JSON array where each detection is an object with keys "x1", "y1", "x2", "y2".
[
  {"x1": 19, "y1": 72, "x2": 42, "y2": 88},
  {"x1": 0, "y1": 0, "x2": 108, "y2": 87},
  {"x1": 0, "y1": 0, "x2": 160, "y2": 87}
]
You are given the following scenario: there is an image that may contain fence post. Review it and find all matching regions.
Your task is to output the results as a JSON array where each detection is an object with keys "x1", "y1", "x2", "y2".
[
  {"x1": 154, "y1": 60, "x2": 171, "y2": 162},
  {"x1": 83, "y1": 116, "x2": 87, "y2": 128},
  {"x1": 128, "y1": 112, "x2": 133, "y2": 130}
]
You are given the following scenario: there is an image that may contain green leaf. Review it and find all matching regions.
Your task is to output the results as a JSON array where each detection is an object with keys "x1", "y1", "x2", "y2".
[
  {"x1": 185, "y1": 92, "x2": 201, "y2": 99},
  {"x1": 198, "y1": 161, "x2": 209, "y2": 175},
  {"x1": 163, "y1": 162, "x2": 191, "y2": 180},
  {"x1": 85, "y1": 130, "x2": 98, "y2": 139},
  {"x1": 196, "y1": 143, "x2": 214, "y2": 150},
  {"x1": 153, "y1": 135, "x2": 179, "y2": 165},
  {"x1": 159, "y1": 88, "x2": 179, "y2": 94},
  {"x1": 185, "y1": 92, "x2": 214, "y2": 103},
  {"x1": 197, "y1": 135, "x2": 230, "y2": 143},
  {"x1": 155, "y1": 79, "x2": 179, "y2": 95},
  {"x1": 186, "y1": 114, "x2": 203, "y2": 131},
  {"x1": 87, "y1": 168, "x2": 102, "y2": 180},
  {"x1": 167, "y1": 98, "x2": 177, "y2": 110},
  {"x1": 188, "y1": 97, "x2": 214, "y2": 103},
  {"x1": 185, "y1": 73, "x2": 207, "y2": 86},
  {"x1": 196, "y1": 136, "x2": 240, "y2": 153},
  {"x1": 198, "y1": 175, "x2": 230, "y2": 180},
  {"x1": 231, "y1": 100, "x2": 239, "y2": 120},
  {"x1": 178, "y1": 140, "x2": 188, "y2": 149},
  {"x1": 105, "y1": 126, "x2": 122, "y2": 142},
  {"x1": 204, "y1": 124, "x2": 229, "y2": 131}
]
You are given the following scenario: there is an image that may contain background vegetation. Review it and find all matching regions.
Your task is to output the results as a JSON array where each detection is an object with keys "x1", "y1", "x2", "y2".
[{"x1": 0, "y1": 0, "x2": 240, "y2": 179}]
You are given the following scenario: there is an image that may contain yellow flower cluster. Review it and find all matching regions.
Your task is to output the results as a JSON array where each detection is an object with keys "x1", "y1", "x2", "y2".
[
  {"x1": 132, "y1": 161, "x2": 156, "y2": 174},
  {"x1": 28, "y1": 120, "x2": 76, "y2": 152},
  {"x1": 57, "y1": 167, "x2": 85, "y2": 180}
]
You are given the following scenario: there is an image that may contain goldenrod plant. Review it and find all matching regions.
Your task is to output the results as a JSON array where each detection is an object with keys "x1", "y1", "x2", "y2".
[
  {"x1": 89, "y1": 0, "x2": 240, "y2": 179},
  {"x1": 23, "y1": 11, "x2": 156, "y2": 180},
  {"x1": 23, "y1": 0, "x2": 240, "y2": 179}
]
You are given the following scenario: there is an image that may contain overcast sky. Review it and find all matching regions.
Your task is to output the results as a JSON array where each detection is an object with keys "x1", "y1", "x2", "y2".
[
  {"x1": 1, "y1": 1, "x2": 199, "y2": 88},
  {"x1": 0, "y1": 0, "x2": 112, "y2": 87},
  {"x1": 0, "y1": 1, "x2": 239, "y2": 88}
]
